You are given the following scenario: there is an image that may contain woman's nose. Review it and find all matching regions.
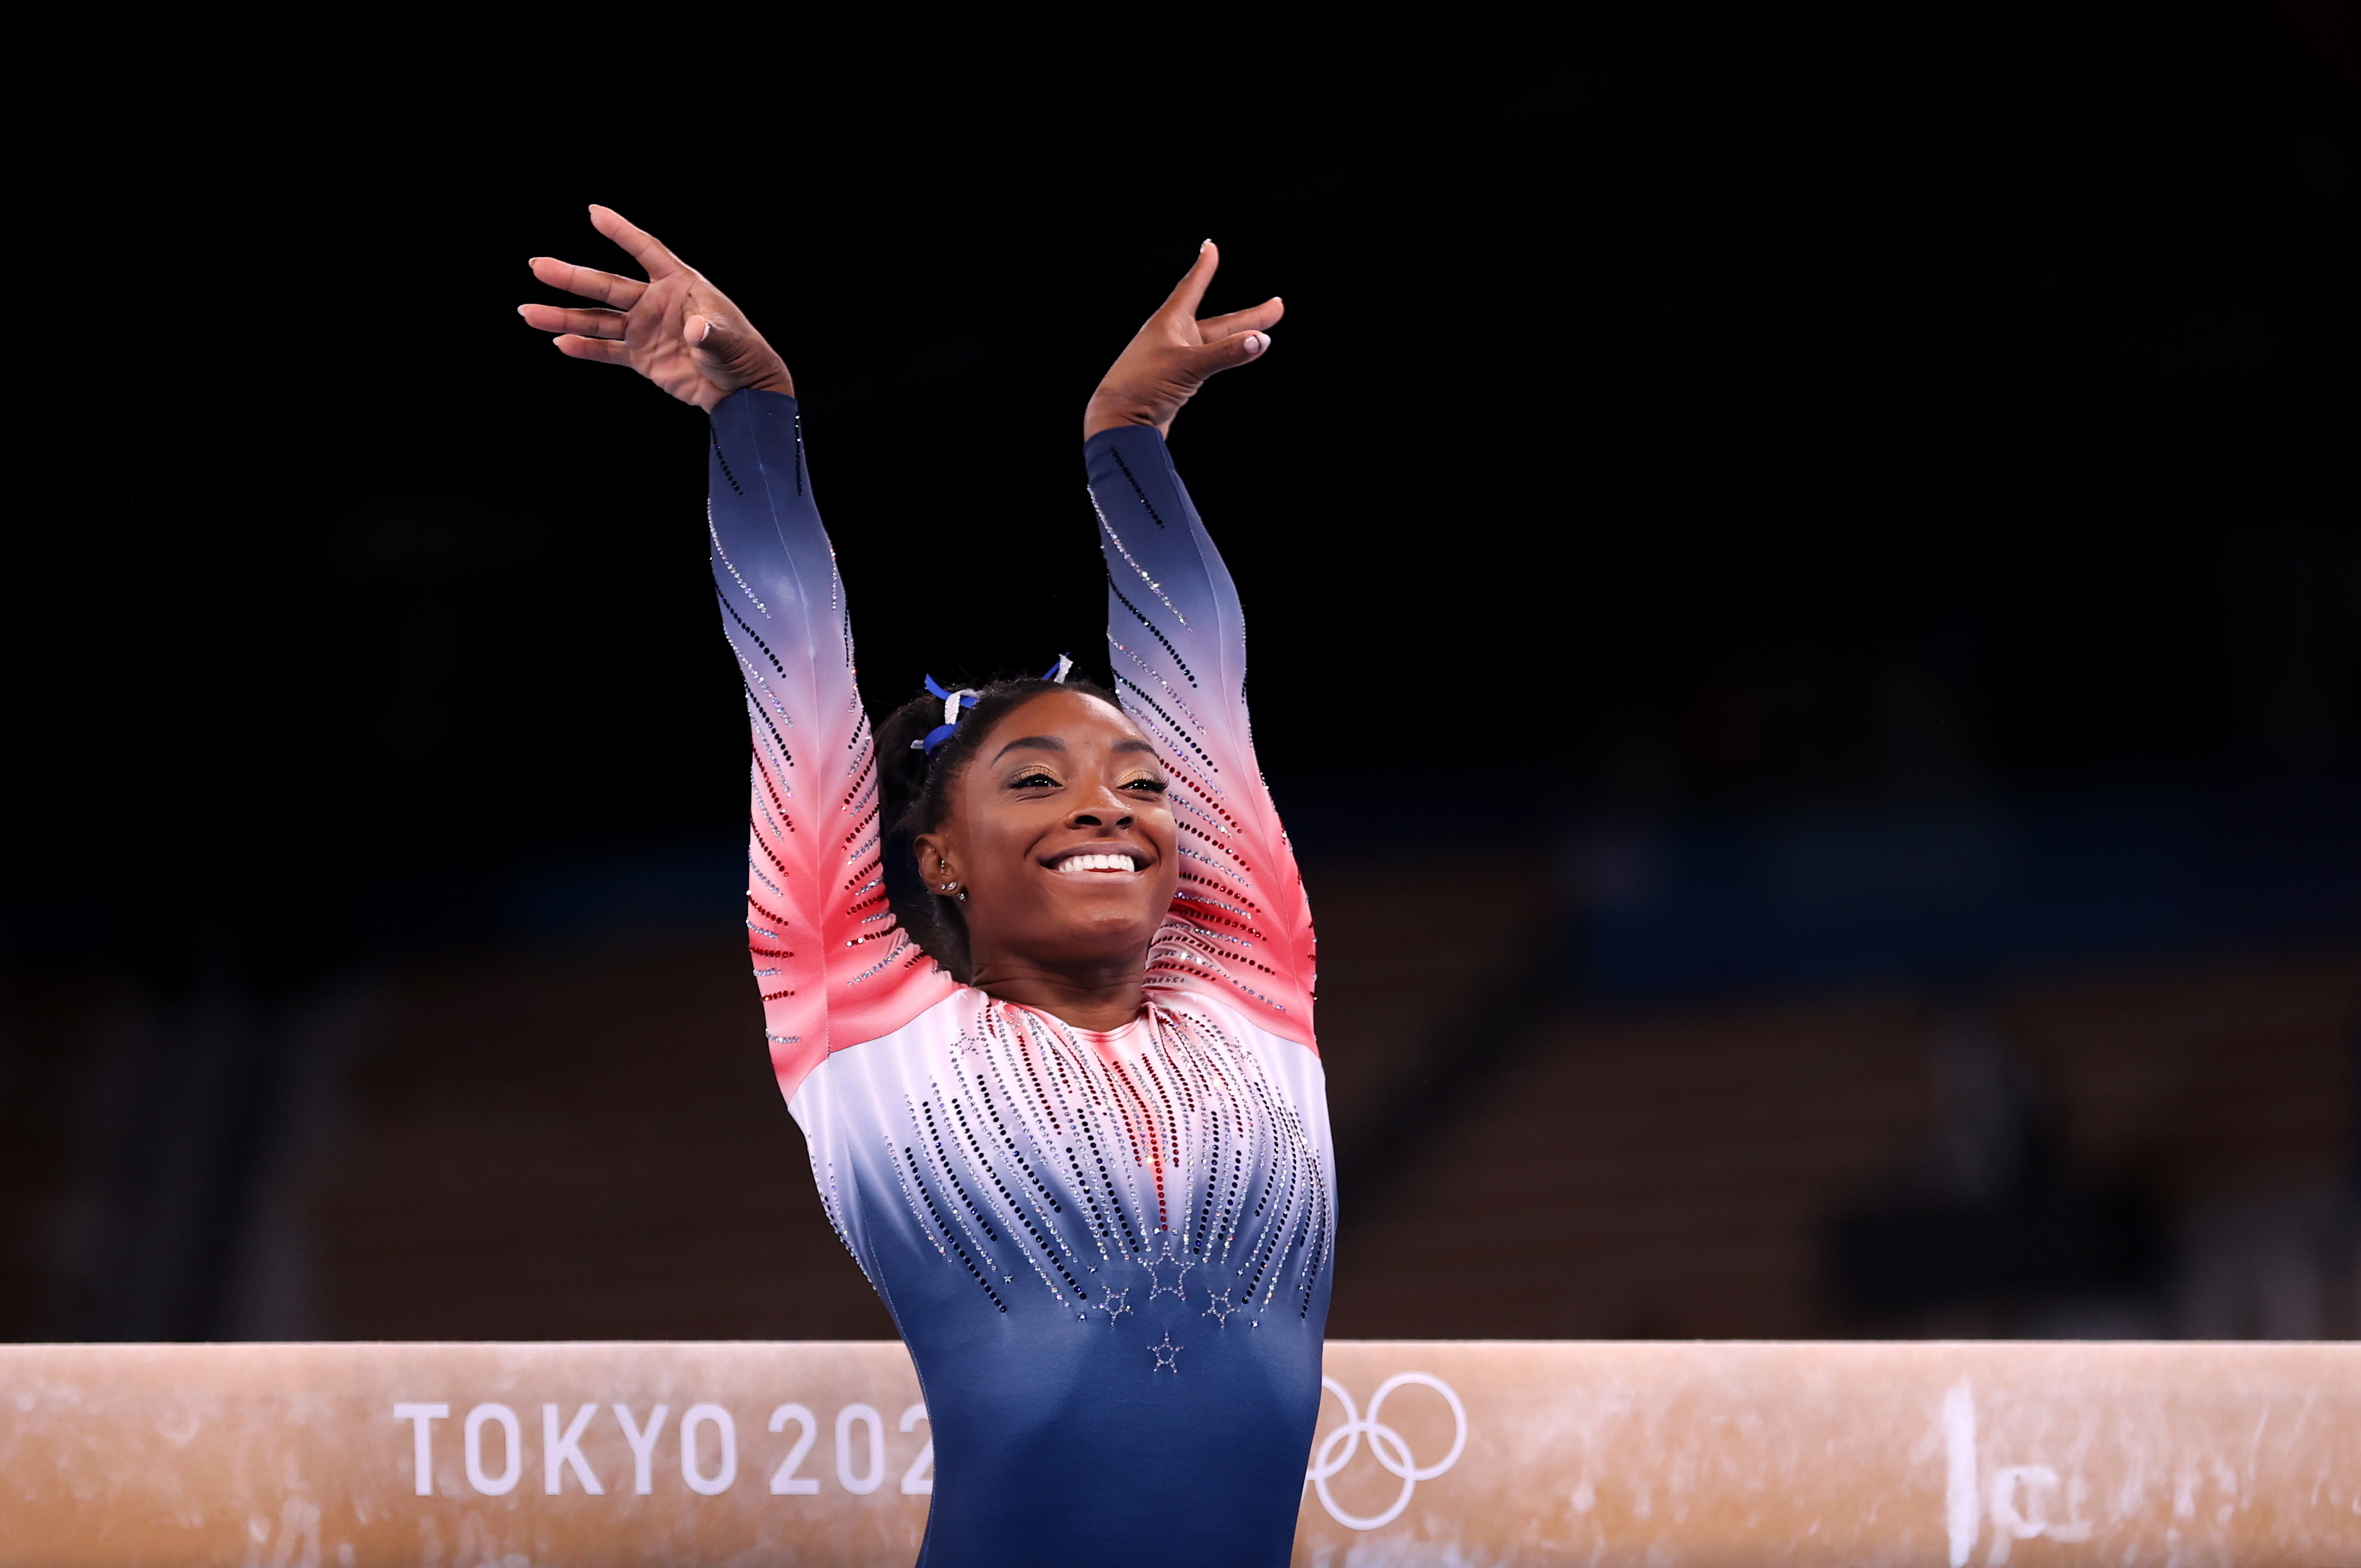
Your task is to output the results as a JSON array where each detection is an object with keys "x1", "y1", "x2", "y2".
[{"x1": 1069, "y1": 800, "x2": 1134, "y2": 830}]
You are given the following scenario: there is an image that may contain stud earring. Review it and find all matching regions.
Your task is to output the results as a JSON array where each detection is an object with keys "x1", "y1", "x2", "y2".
[{"x1": 939, "y1": 881, "x2": 956, "y2": 893}]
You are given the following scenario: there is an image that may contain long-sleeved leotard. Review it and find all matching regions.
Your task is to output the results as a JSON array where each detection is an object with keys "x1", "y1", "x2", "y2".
[{"x1": 707, "y1": 390, "x2": 1331, "y2": 1568}]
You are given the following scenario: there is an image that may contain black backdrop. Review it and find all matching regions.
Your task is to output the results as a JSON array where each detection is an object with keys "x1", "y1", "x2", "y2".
[{"x1": 11, "y1": 3, "x2": 2354, "y2": 992}]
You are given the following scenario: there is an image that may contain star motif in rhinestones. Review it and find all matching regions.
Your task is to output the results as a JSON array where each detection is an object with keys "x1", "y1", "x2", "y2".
[
  {"x1": 1146, "y1": 1246, "x2": 1194, "y2": 1301},
  {"x1": 1095, "y1": 1286, "x2": 1131, "y2": 1322},
  {"x1": 1201, "y1": 1288, "x2": 1241, "y2": 1325},
  {"x1": 1149, "y1": 1330, "x2": 1183, "y2": 1372}
]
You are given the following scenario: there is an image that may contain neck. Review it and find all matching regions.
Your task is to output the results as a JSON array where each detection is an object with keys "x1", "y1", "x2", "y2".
[{"x1": 968, "y1": 955, "x2": 1147, "y2": 1033}]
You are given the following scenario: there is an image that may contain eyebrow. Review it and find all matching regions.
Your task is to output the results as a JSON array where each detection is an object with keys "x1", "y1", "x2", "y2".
[{"x1": 990, "y1": 736, "x2": 1161, "y2": 762}]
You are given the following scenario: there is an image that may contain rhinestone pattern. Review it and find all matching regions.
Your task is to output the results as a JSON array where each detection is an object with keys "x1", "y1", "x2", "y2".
[
  {"x1": 705, "y1": 396, "x2": 1333, "y2": 1566},
  {"x1": 865, "y1": 999, "x2": 1332, "y2": 1323},
  {"x1": 1086, "y1": 430, "x2": 1321, "y2": 1045},
  {"x1": 705, "y1": 396, "x2": 962, "y2": 1092}
]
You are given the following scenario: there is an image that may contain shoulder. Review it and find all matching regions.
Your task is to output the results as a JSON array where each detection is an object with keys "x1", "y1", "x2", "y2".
[
  {"x1": 1149, "y1": 988, "x2": 1319, "y2": 1064},
  {"x1": 787, "y1": 983, "x2": 978, "y2": 1110}
]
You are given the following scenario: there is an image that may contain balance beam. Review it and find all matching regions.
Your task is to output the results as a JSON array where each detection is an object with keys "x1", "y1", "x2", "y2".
[{"x1": 2, "y1": 1341, "x2": 2352, "y2": 1565}]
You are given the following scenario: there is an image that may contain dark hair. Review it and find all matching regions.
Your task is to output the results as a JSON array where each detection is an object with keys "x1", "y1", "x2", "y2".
[{"x1": 875, "y1": 673, "x2": 1123, "y2": 982}]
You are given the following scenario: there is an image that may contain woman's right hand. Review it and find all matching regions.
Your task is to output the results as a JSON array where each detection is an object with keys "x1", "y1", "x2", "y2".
[{"x1": 519, "y1": 206, "x2": 792, "y2": 412}]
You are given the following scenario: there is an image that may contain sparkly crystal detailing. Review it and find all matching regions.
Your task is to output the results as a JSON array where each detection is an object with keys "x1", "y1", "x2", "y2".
[
  {"x1": 705, "y1": 397, "x2": 1332, "y2": 1566},
  {"x1": 844, "y1": 933, "x2": 916, "y2": 987},
  {"x1": 1093, "y1": 497, "x2": 1190, "y2": 629},
  {"x1": 1108, "y1": 634, "x2": 1209, "y2": 731},
  {"x1": 709, "y1": 511, "x2": 769, "y2": 615},
  {"x1": 1146, "y1": 1243, "x2": 1195, "y2": 1300},
  {"x1": 709, "y1": 426, "x2": 743, "y2": 495},
  {"x1": 708, "y1": 392, "x2": 961, "y2": 1100},
  {"x1": 1108, "y1": 594, "x2": 1197, "y2": 690},
  {"x1": 851, "y1": 997, "x2": 1333, "y2": 1323},
  {"x1": 1108, "y1": 446, "x2": 1169, "y2": 530},
  {"x1": 1085, "y1": 429, "x2": 1319, "y2": 1044}
]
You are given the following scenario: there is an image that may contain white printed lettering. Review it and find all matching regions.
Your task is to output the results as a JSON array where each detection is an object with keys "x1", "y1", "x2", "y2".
[
  {"x1": 543, "y1": 1403, "x2": 603, "y2": 1495},
  {"x1": 392, "y1": 1404, "x2": 448, "y2": 1498},
  {"x1": 463, "y1": 1404, "x2": 522, "y2": 1497},
  {"x1": 768, "y1": 1404, "x2": 820, "y2": 1495},
  {"x1": 898, "y1": 1404, "x2": 933, "y2": 1495},
  {"x1": 612, "y1": 1404, "x2": 669, "y2": 1496},
  {"x1": 1943, "y1": 1380, "x2": 1978, "y2": 1568},
  {"x1": 1989, "y1": 1465, "x2": 2052, "y2": 1565},
  {"x1": 1986, "y1": 1465, "x2": 2091, "y2": 1563},
  {"x1": 836, "y1": 1403, "x2": 884, "y2": 1495},
  {"x1": 681, "y1": 1404, "x2": 737, "y2": 1497}
]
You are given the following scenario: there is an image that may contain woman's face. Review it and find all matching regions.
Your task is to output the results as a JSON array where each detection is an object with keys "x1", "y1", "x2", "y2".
[{"x1": 916, "y1": 689, "x2": 1180, "y2": 982}]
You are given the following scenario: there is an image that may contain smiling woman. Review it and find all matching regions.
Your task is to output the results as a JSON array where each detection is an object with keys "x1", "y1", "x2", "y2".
[
  {"x1": 522, "y1": 208, "x2": 1326, "y2": 1567},
  {"x1": 873, "y1": 682, "x2": 1180, "y2": 1015}
]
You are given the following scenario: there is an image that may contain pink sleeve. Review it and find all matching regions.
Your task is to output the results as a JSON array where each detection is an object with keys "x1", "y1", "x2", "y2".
[
  {"x1": 710, "y1": 391, "x2": 957, "y2": 1101},
  {"x1": 1086, "y1": 426, "x2": 1318, "y2": 1050}
]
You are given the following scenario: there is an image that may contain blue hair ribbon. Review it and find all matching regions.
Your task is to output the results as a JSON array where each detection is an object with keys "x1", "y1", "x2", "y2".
[
  {"x1": 915, "y1": 675, "x2": 980, "y2": 754},
  {"x1": 910, "y1": 658, "x2": 1071, "y2": 755}
]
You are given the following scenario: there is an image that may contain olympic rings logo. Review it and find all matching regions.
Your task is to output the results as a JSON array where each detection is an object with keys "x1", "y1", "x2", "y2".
[{"x1": 1305, "y1": 1373, "x2": 1468, "y2": 1530}]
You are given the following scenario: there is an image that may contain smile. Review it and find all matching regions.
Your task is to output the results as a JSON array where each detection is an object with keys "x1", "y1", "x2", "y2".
[{"x1": 1048, "y1": 851, "x2": 1146, "y2": 875}]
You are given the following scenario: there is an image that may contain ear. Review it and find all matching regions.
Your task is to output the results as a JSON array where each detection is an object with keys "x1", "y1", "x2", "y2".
[{"x1": 913, "y1": 832, "x2": 958, "y2": 893}]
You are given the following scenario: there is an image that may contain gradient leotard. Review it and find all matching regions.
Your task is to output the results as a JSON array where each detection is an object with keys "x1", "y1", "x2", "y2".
[{"x1": 706, "y1": 390, "x2": 1332, "y2": 1568}]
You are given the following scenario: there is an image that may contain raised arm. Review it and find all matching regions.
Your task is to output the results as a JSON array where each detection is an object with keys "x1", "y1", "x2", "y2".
[
  {"x1": 1083, "y1": 248, "x2": 1317, "y2": 1047},
  {"x1": 519, "y1": 205, "x2": 792, "y2": 412},
  {"x1": 520, "y1": 210, "x2": 953, "y2": 1101}
]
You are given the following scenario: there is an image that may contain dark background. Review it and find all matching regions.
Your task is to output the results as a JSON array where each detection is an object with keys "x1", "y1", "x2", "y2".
[{"x1": 5, "y1": 3, "x2": 2356, "y2": 1343}]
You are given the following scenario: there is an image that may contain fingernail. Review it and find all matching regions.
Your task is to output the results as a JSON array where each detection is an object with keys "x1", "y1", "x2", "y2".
[
  {"x1": 1200, "y1": 238, "x2": 1213, "y2": 253},
  {"x1": 689, "y1": 317, "x2": 710, "y2": 344},
  {"x1": 1244, "y1": 332, "x2": 1266, "y2": 355}
]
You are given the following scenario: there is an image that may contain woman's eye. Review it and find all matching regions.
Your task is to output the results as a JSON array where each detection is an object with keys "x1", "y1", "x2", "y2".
[
  {"x1": 1124, "y1": 778, "x2": 1169, "y2": 794},
  {"x1": 1011, "y1": 773, "x2": 1058, "y2": 790}
]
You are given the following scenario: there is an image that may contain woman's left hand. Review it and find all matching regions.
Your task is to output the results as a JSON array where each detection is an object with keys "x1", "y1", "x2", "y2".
[{"x1": 1084, "y1": 243, "x2": 1282, "y2": 440}]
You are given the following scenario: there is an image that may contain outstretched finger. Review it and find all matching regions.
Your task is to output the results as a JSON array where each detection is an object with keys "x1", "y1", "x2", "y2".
[
  {"x1": 589, "y1": 204, "x2": 684, "y2": 281},
  {"x1": 1198, "y1": 295, "x2": 1283, "y2": 340},
  {"x1": 518, "y1": 303, "x2": 629, "y2": 340},
  {"x1": 1156, "y1": 240, "x2": 1221, "y2": 322},
  {"x1": 529, "y1": 255, "x2": 646, "y2": 308},
  {"x1": 552, "y1": 333, "x2": 633, "y2": 366},
  {"x1": 1186, "y1": 327, "x2": 1272, "y2": 378}
]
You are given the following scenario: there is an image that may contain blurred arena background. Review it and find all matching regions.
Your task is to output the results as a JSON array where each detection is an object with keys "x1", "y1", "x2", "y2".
[{"x1": 5, "y1": 3, "x2": 2356, "y2": 1346}]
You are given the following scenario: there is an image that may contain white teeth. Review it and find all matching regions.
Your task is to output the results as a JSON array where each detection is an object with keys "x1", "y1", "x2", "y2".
[{"x1": 1053, "y1": 852, "x2": 1138, "y2": 874}]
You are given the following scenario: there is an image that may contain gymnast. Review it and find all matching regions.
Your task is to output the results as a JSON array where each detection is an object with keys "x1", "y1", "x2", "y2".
[{"x1": 522, "y1": 206, "x2": 1326, "y2": 1566}]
